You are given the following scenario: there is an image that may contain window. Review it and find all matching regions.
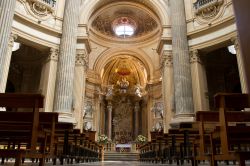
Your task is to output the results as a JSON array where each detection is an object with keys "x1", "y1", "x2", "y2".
[{"x1": 115, "y1": 25, "x2": 134, "y2": 37}]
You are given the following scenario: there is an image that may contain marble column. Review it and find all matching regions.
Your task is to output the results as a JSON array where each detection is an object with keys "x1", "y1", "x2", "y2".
[
  {"x1": 53, "y1": 0, "x2": 81, "y2": 123},
  {"x1": 134, "y1": 102, "x2": 140, "y2": 137},
  {"x1": 0, "y1": 0, "x2": 16, "y2": 90},
  {"x1": 73, "y1": 51, "x2": 88, "y2": 130},
  {"x1": 231, "y1": 37, "x2": 249, "y2": 93},
  {"x1": 39, "y1": 48, "x2": 59, "y2": 112},
  {"x1": 107, "y1": 102, "x2": 112, "y2": 140},
  {"x1": 170, "y1": 0, "x2": 194, "y2": 124},
  {"x1": 190, "y1": 50, "x2": 209, "y2": 112},
  {"x1": 0, "y1": 33, "x2": 17, "y2": 92},
  {"x1": 161, "y1": 51, "x2": 174, "y2": 133}
]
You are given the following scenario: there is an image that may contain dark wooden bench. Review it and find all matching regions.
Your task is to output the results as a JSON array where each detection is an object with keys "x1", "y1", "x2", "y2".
[{"x1": 0, "y1": 93, "x2": 58, "y2": 166}]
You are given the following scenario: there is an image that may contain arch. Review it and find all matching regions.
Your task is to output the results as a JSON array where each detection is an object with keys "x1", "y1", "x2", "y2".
[{"x1": 93, "y1": 48, "x2": 155, "y2": 82}]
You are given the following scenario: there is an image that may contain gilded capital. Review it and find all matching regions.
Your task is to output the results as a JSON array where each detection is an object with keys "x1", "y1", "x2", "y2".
[{"x1": 189, "y1": 50, "x2": 201, "y2": 63}]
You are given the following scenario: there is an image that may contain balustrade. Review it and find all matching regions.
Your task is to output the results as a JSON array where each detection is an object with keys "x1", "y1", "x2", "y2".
[{"x1": 194, "y1": 0, "x2": 218, "y2": 9}]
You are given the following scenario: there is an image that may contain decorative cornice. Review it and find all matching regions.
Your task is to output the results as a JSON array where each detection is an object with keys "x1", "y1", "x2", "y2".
[
  {"x1": 189, "y1": 50, "x2": 201, "y2": 64},
  {"x1": 47, "y1": 47, "x2": 59, "y2": 61}
]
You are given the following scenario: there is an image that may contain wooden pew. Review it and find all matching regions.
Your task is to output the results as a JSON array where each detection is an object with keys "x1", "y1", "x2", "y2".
[
  {"x1": 210, "y1": 93, "x2": 250, "y2": 166},
  {"x1": 0, "y1": 93, "x2": 57, "y2": 166}
]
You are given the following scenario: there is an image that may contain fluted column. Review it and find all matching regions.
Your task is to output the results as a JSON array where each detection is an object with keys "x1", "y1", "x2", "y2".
[
  {"x1": 190, "y1": 50, "x2": 209, "y2": 112},
  {"x1": 0, "y1": 0, "x2": 16, "y2": 90},
  {"x1": 107, "y1": 102, "x2": 112, "y2": 140},
  {"x1": 39, "y1": 48, "x2": 59, "y2": 112},
  {"x1": 134, "y1": 102, "x2": 140, "y2": 137},
  {"x1": 73, "y1": 50, "x2": 88, "y2": 130},
  {"x1": 231, "y1": 37, "x2": 249, "y2": 93},
  {"x1": 53, "y1": 0, "x2": 81, "y2": 123},
  {"x1": 170, "y1": 0, "x2": 194, "y2": 125},
  {"x1": 161, "y1": 51, "x2": 174, "y2": 132},
  {"x1": 0, "y1": 33, "x2": 17, "y2": 92}
]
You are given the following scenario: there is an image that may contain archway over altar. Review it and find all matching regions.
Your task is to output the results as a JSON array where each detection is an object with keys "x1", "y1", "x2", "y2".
[{"x1": 99, "y1": 55, "x2": 148, "y2": 143}]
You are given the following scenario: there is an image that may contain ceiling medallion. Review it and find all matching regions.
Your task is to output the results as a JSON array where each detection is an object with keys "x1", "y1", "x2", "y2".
[{"x1": 193, "y1": 0, "x2": 224, "y2": 24}]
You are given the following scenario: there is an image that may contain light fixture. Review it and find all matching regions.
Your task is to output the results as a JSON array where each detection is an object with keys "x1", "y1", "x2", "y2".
[
  {"x1": 12, "y1": 42, "x2": 20, "y2": 52},
  {"x1": 227, "y1": 45, "x2": 236, "y2": 54}
]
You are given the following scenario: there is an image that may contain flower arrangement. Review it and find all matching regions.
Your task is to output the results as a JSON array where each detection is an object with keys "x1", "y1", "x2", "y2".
[
  {"x1": 97, "y1": 134, "x2": 108, "y2": 144},
  {"x1": 135, "y1": 135, "x2": 147, "y2": 144}
]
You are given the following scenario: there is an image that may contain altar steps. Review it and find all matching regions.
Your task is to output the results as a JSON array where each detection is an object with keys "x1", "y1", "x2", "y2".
[{"x1": 104, "y1": 152, "x2": 139, "y2": 161}]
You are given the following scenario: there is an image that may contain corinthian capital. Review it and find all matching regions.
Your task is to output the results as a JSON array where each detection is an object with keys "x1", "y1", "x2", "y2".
[
  {"x1": 8, "y1": 33, "x2": 18, "y2": 47},
  {"x1": 48, "y1": 48, "x2": 59, "y2": 61},
  {"x1": 76, "y1": 51, "x2": 89, "y2": 71},
  {"x1": 231, "y1": 36, "x2": 240, "y2": 51},
  {"x1": 161, "y1": 51, "x2": 173, "y2": 68},
  {"x1": 189, "y1": 50, "x2": 201, "y2": 63}
]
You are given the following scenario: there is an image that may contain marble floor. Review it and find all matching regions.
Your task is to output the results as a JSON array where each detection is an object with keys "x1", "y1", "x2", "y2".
[{"x1": 2, "y1": 161, "x2": 250, "y2": 166}]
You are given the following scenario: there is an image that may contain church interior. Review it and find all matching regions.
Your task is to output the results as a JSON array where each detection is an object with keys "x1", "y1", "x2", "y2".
[{"x1": 0, "y1": 0, "x2": 250, "y2": 165}]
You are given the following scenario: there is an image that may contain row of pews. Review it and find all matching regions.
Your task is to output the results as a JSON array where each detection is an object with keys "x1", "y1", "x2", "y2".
[
  {"x1": 0, "y1": 93, "x2": 102, "y2": 166},
  {"x1": 139, "y1": 93, "x2": 250, "y2": 166}
]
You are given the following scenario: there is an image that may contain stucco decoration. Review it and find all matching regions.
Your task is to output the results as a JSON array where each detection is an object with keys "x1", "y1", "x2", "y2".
[
  {"x1": 25, "y1": 0, "x2": 56, "y2": 20},
  {"x1": 193, "y1": 0, "x2": 225, "y2": 24},
  {"x1": 90, "y1": 2, "x2": 160, "y2": 43}
]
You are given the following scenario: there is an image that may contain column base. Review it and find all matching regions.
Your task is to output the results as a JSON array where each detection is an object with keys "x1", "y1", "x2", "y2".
[
  {"x1": 58, "y1": 112, "x2": 76, "y2": 124},
  {"x1": 170, "y1": 113, "x2": 195, "y2": 128}
]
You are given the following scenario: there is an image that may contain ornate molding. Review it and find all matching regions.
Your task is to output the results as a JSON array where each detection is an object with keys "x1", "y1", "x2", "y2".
[
  {"x1": 190, "y1": 50, "x2": 201, "y2": 63},
  {"x1": 47, "y1": 48, "x2": 59, "y2": 61},
  {"x1": 193, "y1": 0, "x2": 224, "y2": 24},
  {"x1": 26, "y1": 0, "x2": 56, "y2": 20}
]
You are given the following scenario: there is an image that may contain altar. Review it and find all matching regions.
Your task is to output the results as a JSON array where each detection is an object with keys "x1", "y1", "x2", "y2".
[{"x1": 115, "y1": 144, "x2": 132, "y2": 152}]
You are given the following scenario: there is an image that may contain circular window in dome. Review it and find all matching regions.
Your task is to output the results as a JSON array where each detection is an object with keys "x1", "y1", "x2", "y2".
[{"x1": 112, "y1": 17, "x2": 137, "y2": 38}]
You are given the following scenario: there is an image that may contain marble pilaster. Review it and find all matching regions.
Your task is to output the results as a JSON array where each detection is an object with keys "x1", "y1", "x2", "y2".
[
  {"x1": 134, "y1": 102, "x2": 140, "y2": 137},
  {"x1": 231, "y1": 37, "x2": 249, "y2": 93},
  {"x1": 107, "y1": 102, "x2": 112, "y2": 139},
  {"x1": 190, "y1": 50, "x2": 209, "y2": 112},
  {"x1": 161, "y1": 51, "x2": 174, "y2": 133},
  {"x1": 73, "y1": 51, "x2": 88, "y2": 130},
  {"x1": 39, "y1": 48, "x2": 59, "y2": 112},
  {"x1": 0, "y1": 0, "x2": 16, "y2": 91},
  {"x1": 53, "y1": 0, "x2": 81, "y2": 123},
  {"x1": 170, "y1": 0, "x2": 195, "y2": 125},
  {"x1": 0, "y1": 33, "x2": 17, "y2": 92}
]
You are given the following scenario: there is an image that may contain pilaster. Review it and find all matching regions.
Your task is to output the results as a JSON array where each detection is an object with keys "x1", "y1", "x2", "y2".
[
  {"x1": 39, "y1": 48, "x2": 59, "y2": 112},
  {"x1": 0, "y1": 33, "x2": 18, "y2": 92},
  {"x1": 190, "y1": 50, "x2": 209, "y2": 113},
  {"x1": 231, "y1": 37, "x2": 249, "y2": 93}
]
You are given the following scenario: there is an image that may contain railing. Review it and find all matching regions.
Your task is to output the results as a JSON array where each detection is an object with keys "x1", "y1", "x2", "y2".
[
  {"x1": 41, "y1": 0, "x2": 56, "y2": 8},
  {"x1": 194, "y1": 0, "x2": 218, "y2": 10}
]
